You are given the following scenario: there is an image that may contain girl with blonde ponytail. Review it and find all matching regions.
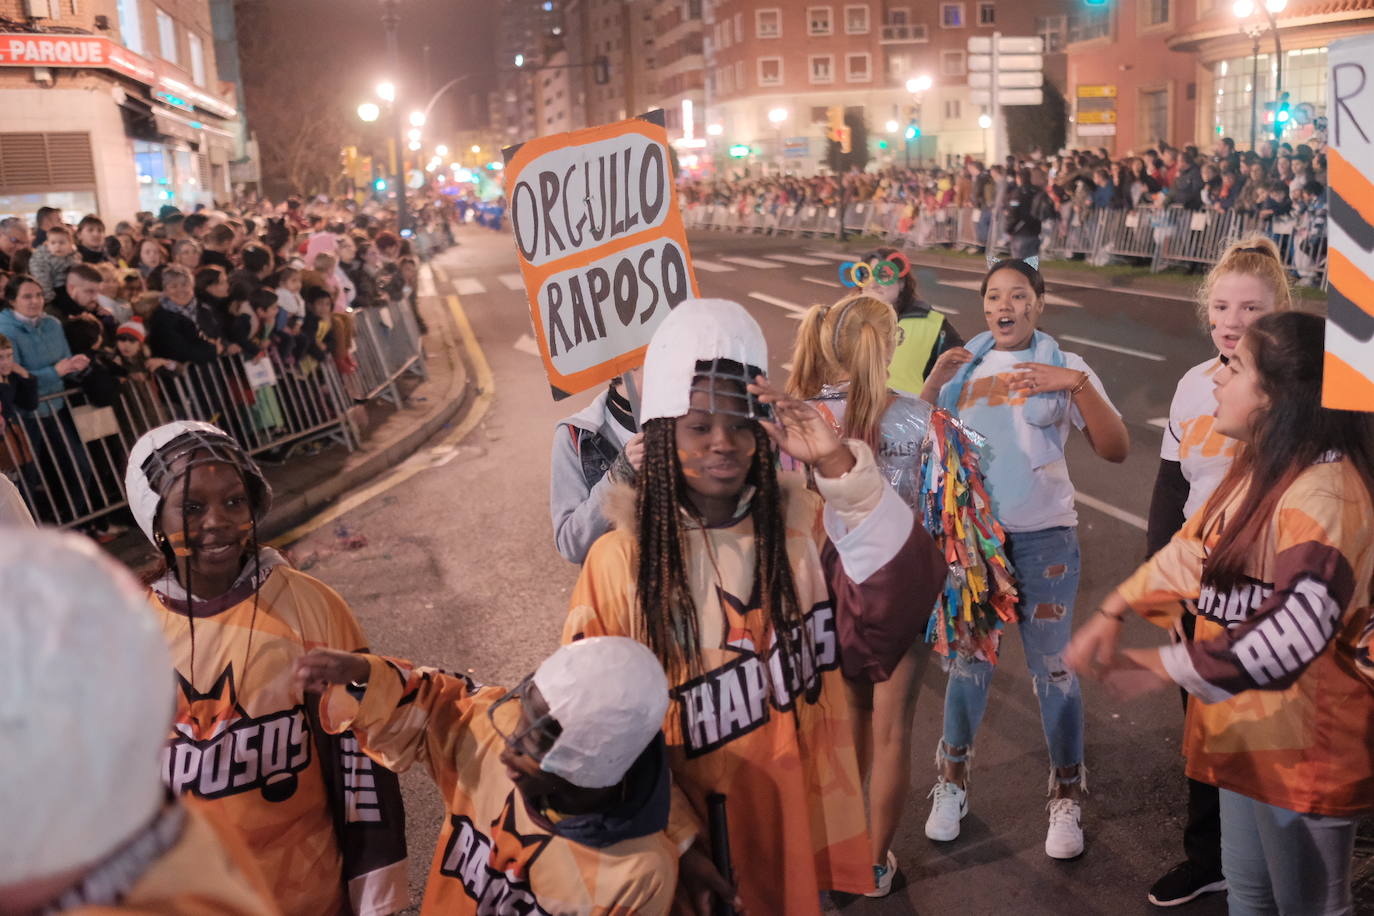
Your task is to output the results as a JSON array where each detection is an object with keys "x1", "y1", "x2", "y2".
[{"x1": 787, "y1": 293, "x2": 1011, "y2": 896}]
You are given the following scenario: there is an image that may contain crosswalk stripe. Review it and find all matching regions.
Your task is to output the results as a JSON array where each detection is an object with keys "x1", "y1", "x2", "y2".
[
  {"x1": 498, "y1": 273, "x2": 525, "y2": 290},
  {"x1": 1060, "y1": 334, "x2": 1166, "y2": 361},
  {"x1": 455, "y1": 277, "x2": 487, "y2": 295},
  {"x1": 721, "y1": 256, "x2": 782, "y2": 269},
  {"x1": 748, "y1": 292, "x2": 808, "y2": 321},
  {"x1": 767, "y1": 253, "x2": 830, "y2": 266},
  {"x1": 691, "y1": 259, "x2": 736, "y2": 273},
  {"x1": 1147, "y1": 417, "x2": 1169, "y2": 430},
  {"x1": 803, "y1": 276, "x2": 843, "y2": 288},
  {"x1": 806, "y1": 250, "x2": 856, "y2": 262},
  {"x1": 513, "y1": 333, "x2": 541, "y2": 356}
]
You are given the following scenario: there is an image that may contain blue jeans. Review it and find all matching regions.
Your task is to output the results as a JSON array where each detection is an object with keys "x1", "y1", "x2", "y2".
[
  {"x1": 1219, "y1": 789, "x2": 1357, "y2": 915},
  {"x1": 940, "y1": 527, "x2": 1084, "y2": 772}
]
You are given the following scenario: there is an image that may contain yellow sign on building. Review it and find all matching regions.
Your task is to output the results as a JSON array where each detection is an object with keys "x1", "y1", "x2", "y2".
[
  {"x1": 1077, "y1": 110, "x2": 1118, "y2": 124},
  {"x1": 1077, "y1": 85, "x2": 1118, "y2": 98}
]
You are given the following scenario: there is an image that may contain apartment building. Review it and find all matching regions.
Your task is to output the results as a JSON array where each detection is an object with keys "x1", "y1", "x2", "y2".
[{"x1": 0, "y1": 0, "x2": 241, "y2": 222}]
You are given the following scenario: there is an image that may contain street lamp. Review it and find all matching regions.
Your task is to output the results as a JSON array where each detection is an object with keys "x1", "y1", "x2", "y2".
[
  {"x1": 906, "y1": 75, "x2": 933, "y2": 94},
  {"x1": 379, "y1": 0, "x2": 410, "y2": 233},
  {"x1": 471, "y1": 144, "x2": 481, "y2": 154},
  {"x1": 435, "y1": 144, "x2": 448, "y2": 157},
  {"x1": 409, "y1": 111, "x2": 426, "y2": 128},
  {"x1": 706, "y1": 123, "x2": 724, "y2": 136},
  {"x1": 979, "y1": 113, "x2": 992, "y2": 163},
  {"x1": 407, "y1": 128, "x2": 422, "y2": 143},
  {"x1": 376, "y1": 81, "x2": 396, "y2": 103},
  {"x1": 357, "y1": 102, "x2": 381, "y2": 123},
  {"x1": 1234, "y1": 0, "x2": 1287, "y2": 149},
  {"x1": 767, "y1": 107, "x2": 788, "y2": 174},
  {"x1": 885, "y1": 119, "x2": 899, "y2": 133},
  {"x1": 903, "y1": 75, "x2": 933, "y2": 167}
]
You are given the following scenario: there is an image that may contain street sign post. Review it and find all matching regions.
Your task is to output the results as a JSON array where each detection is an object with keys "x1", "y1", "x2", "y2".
[
  {"x1": 503, "y1": 110, "x2": 700, "y2": 400},
  {"x1": 966, "y1": 33, "x2": 1044, "y2": 163}
]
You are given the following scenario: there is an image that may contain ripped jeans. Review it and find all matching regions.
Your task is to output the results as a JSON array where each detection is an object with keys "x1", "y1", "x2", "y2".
[{"x1": 940, "y1": 526, "x2": 1084, "y2": 771}]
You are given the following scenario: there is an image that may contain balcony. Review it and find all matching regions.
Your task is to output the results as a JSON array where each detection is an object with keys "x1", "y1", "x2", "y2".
[{"x1": 881, "y1": 23, "x2": 929, "y2": 43}]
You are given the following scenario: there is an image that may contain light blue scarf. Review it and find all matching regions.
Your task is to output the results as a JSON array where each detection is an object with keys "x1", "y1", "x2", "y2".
[{"x1": 938, "y1": 329, "x2": 1071, "y2": 470}]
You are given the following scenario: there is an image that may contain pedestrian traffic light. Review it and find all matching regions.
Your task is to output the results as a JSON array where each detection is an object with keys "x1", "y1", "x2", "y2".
[
  {"x1": 729, "y1": 143, "x2": 750, "y2": 158},
  {"x1": 878, "y1": 139, "x2": 889, "y2": 150},
  {"x1": 1084, "y1": 0, "x2": 1108, "y2": 6},
  {"x1": 373, "y1": 177, "x2": 388, "y2": 191},
  {"x1": 826, "y1": 106, "x2": 845, "y2": 144},
  {"x1": 904, "y1": 121, "x2": 919, "y2": 141},
  {"x1": 838, "y1": 126, "x2": 852, "y2": 154}
]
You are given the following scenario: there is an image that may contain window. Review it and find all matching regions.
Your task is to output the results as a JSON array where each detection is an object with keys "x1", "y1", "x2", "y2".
[
  {"x1": 945, "y1": 99, "x2": 962, "y2": 119},
  {"x1": 941, "y1": 49, "x2": 966, "y2": 75},
  {"x1": 116, "y1": 0, "x2": 143, "y2": 53},
  {"x1": 887, "y1": 6, "x2": 909, "y2": 24},
  {"x1": 845, "y1": 5, "x2": 870, "y2": 33},
  {"x1": 736, "y1": 59, "x2": 744, "y2": 87},
  {"x1": 156, "y1": 8, "x2": 176, "y2": 63},
  {"x1": 808, "y1": 6, "x2": 832, "y2": 34},
  {"x1": 1036, "y1": 15, "x2": 1066, "y2": 52},
  {"x1": 734, "y1": 12, "x2": 743, "y2": 41},
  {"x1": 887, "y1": 52, "x2": 909, "y2": 79},
  {"x1": 810, "y1": 54, "x2": 834, "y2": 83},
  {"x1": 756, "y1": 8, "x2": 781, "y2": 38},
  {"x1": 1145, "y1": 0, "x2": 1169, "y2": 25},
  {"x1": 188, "y1": 31, "x2": 205, "y2": 85},
  {"x1": 845, "y1": 52, "x2": 871, "y2": 81},
  {"x1": 758, "y1": 56, "x2": 783, "y2": 86},
  {"x1": 941, "y1": 3, "x2": 964, "y2": 27},
  {"x1": 1140, "y1": 88, "x2": 1169, "y2": 144},
  {"x1": 978, "y1": 2, "x2": 995, "y2": 24},
  {"x1": 1067, "y1": 6, "x2": 1109, "y2": 42}
]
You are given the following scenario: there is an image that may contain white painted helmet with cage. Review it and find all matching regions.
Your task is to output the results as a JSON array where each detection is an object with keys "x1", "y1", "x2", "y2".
[
  {"x1": 124, "y1": 421, "x2": 272, "y2": 545},
  {"x1": 638, "y1": 298, "x2": 770, "y2": 423}
]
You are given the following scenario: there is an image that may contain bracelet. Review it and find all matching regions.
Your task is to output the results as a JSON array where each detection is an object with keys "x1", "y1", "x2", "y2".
[
  {"x1": 1098, "y1": 608, "x2": 1125, "y2": 623},
  {"x1": 1069, "y1": 372, "x2": 1091, "y2": 397}
]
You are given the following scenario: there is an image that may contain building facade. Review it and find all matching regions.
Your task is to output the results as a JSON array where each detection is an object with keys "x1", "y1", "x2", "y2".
[
  {"x1": 701, "y1": 0, "x2": 1073, "y2": 175},
  {"x1": 1065, "y1": 0, "x2": 1369, "y2": 153},
  {"x1": 0, "y1": 0, "x2": 241, "y2": 224}
]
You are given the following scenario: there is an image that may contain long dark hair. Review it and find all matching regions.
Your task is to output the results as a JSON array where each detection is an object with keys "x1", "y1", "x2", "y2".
[
  {"x1": 1201, "y1": 312, "x2": 1374, "y2": 591},
  {"x1": 634, "y1": 403, "x2": 812, "y2": 689},
  {"x1": 862, "y1": 246, "x2": 917, "y2": 314}
]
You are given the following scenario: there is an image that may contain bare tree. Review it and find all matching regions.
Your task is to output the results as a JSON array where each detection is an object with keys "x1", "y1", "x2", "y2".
[{"x1": 234, "y1": 0, "x2": 347, "y2": 197}]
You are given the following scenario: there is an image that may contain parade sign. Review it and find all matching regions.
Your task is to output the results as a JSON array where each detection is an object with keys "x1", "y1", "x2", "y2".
[
  {"x1": 1326, "y1": 36, "x2": 1374, "y2": 411},
  {"x1": 504, "y1": 112, "x2": 699, "y2": 399}
]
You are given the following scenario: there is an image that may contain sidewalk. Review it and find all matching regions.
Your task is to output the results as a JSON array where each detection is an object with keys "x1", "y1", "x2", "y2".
[{"x1": 109, "y1": 265, "x2": 472, "y2": 568}]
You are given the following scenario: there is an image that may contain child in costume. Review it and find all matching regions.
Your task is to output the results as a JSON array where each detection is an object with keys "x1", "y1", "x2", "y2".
[
  {"x1": 125, "y1": 421, "x2": 409, "y2": 916},
  {"x1": 564, "y1": 298, "x2": 941, "y2": 914},
  {"x1": 295, "y1": 636, "x2": 697, "y2": 915}
]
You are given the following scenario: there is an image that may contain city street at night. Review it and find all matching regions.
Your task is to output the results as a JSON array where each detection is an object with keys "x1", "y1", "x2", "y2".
[{"x1": 284, "y1": 224, "x2": 1272, "y2": 915}]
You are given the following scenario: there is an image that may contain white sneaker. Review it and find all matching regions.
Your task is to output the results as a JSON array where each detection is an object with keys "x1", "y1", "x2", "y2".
[
  {"x1": 1045, "y1": 798, "x2": 1084, "y2": 859},
  {"x1": 865, "y1": 849, "x2": 898, "y2": 898},
  {"x1": 924, "y1": 779, "x2": 968, "y2": 842}
]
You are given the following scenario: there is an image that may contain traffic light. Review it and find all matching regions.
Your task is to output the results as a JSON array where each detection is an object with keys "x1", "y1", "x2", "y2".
[
  {"x1": 826, "y1": 106, "x2": 844, "y2": 144},
  {"x1": 729, "y1": 144, "x2": 750, "y2": 158},
  {"x1": 838, "y1": 126, "x2": 852, "y2": 154},
  {"x1": 904, "y1": 120, "x2": 920, "y2": 141},
  {"x1": 373, "y1": 177, "x2": 388, "y2": 191},
  {"x1": 1084, "y1": 0, "x2": 1108, "y2": 7}
]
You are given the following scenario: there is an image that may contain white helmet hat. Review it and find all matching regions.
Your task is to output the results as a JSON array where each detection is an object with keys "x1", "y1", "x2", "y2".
[
  {"x1": 638, "y1": 298, "x2": 769, "y2": 424},
  {"x1": 0, "y1": 530, "x2": 173, "y2": 884},
  {"x1": 125, "y1": 421, "x2": 271, "y2": 544},
  {"x1": 532, "y1": 637, "x2": 670, "y2": 789}
]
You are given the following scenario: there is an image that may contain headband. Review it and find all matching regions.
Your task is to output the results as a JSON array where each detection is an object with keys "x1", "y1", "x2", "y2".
[
  {"x1": 838, "y1": 252, "x2": 911, "y2": 288},
  {"x1": 830, "y1": 299, "x2": 859, "y2": 357}
]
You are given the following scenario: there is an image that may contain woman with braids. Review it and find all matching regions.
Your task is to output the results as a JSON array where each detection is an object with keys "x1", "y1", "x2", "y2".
[
  {"x1": 785, "y1": 292, "x2": 1010, "y2": 897},
  {"x1": 1141, "y1": 237, "x2": 1293, "y2": 908},
  {"x1": 846, "y1": 246, "x2": 963, "y2": 395},
  {"x1": 1068, "y1": 312, "x2": 1374, "y2": 915},
  {"x1": 563, "y1": 298, "x2": 943, "y2": 914},
  {"x1": 917, "y1": 257, "x2": 1129, "y2": 860},
  {"x1": 124, "y1": 421, "x2": 408, "y2": 916}
]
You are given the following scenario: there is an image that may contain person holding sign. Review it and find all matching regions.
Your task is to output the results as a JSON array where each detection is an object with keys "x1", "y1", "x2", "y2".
[
  {"x1": 550, "y1": 371, "x2": 644, "y2": 564},
  {"x1": 1068, "y1": 312, "x2": 1374, "y2": 915},
  {"x1": 562, "y1": 298, "x2": 943, "y2": 913}
]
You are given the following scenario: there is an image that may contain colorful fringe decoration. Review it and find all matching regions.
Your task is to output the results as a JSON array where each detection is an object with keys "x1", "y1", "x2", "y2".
[{"x1": 920, "y1": 409, "x2": 1019, "y2": 664}]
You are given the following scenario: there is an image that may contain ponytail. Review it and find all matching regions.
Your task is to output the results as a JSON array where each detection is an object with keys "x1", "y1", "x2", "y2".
[
  {"x1": 785, "y1": 293, "x2": 897, "y2": 453},
  {"x1": 785, "y1": 303, "x2": 833, "y2": 400},
  {"x1": 1196, "y1": 235, "x2": 1293, "y2": 329}
]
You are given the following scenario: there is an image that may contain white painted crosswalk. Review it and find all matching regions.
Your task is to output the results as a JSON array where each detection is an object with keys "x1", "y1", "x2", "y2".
[
  {"x1": 691, "y1": 259, "x2": 736, "y2": 273},
  {"x1": 806, "y1": 250, "x2": 855, "y2": 262},
  {"x1": 498, "y1": 273, "x2": 525, "y2": 290},
  {"x1": 454, "y1": 277, "x2": 487, "y2": 296},
  {"x1": 766, "y1": 253, "x2": 830, "y2": 266},
  {"x1": 748, "y1": 292, "x2": 808, "y2": 320},
  {"x1": 721, "y1": 256, "x2": 782, "y2": 269}
]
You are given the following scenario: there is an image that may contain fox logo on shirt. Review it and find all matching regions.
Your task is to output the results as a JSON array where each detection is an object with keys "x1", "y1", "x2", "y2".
[{"x1": 163, "y1": 665, "x2": 312, "y2": 803}]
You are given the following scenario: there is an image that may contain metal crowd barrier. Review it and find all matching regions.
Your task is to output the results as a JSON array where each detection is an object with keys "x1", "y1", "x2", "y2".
[
  {"x1": 679, "y1": 201, "x2": 1327, "y2": 284},
  {"x1": 1, "y1": 291, "x2": 434, "y2": 530}
]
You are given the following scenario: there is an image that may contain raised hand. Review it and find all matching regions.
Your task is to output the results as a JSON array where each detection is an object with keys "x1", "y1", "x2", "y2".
[
  {"x1": 746, "y1": 376, "x2": 854, "y2": 478},
  {"x1": 293, "y1": 648, "x2": 370, "y2": 696}
]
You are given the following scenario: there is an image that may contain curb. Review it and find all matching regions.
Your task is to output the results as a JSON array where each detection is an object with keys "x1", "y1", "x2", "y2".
[{"x1": 257, "y1": 281, "x2": 473, "y2": 542}]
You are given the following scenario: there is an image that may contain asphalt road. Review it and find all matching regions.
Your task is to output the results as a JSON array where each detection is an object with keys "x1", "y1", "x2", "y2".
[{"x1": 285, "y1": 224, "x2": 1279, "y2": 915}]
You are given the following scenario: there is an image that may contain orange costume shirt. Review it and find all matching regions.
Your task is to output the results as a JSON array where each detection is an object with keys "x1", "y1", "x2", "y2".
[
  {"x1": 150, "y1": 557, "x2": 408, "y2": 916},
  {"x1": 52, "y1": 801, "x2": 280, "y2": 915},
  {"x1": 320, "y1": 654, "x2": 680, "y2": 916},
  {"x1": 1116, "y1": 456, "x2": 1374, "y2": 816},
  {"x1": 566, "y1": 443, "x2": 930, "y2": 915}
]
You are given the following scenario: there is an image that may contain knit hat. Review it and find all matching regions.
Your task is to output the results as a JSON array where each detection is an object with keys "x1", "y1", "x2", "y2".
[{"x1": 115, "y1": 320, "x2": 145, "y2": 342}]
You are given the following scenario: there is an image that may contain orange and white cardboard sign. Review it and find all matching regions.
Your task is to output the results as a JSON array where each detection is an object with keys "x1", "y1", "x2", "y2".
[
  {"x1": 1326, "y1": 37, "x2": 1374, "y2": 411},
  {"x1": 504, "y1": 113, "x2": 699, "y2": 399}
]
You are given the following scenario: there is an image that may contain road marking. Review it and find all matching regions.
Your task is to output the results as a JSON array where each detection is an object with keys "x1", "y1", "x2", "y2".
[
  {"x1": 722, "y1": 256, "x2": 782, "y2": 269},
  {"x1": 748, "y1": 292, "x2": 808, "y2": 320},
  {"x1": 498, "y1": 273, "x2": 525, "y2": 290},
  {"x1": 938, "y1": 277, "x2": 1081, "y2": 307},
  {"x1": 803, "y1": 276, "x2": 843, "y2": 288},
  {"x1": 806, "y1": 250, "x2": 855, "y2": 262},
  {"x1": 271, "y1": 291, "x2": 497, "y2": 547},
  {"x1": 1147, "y1": 417, "x2": 1169, "y2": 430},
  {"x1": 1075, "y1": 491, "x2": 1147, "y2": 531},
  {"x1": 768, "y1": 253, "x2": 830, "y2": 266},
  {"x1": 514, "y1": 333, "x2": 541, "y2": 356},
  {"x1": 455, "y1": 277, "x2": 487, "y2": 295},
  {"x1": 903, "y1": 254, "x2": 1199, "y2": 302},
  {"x1": 691, "y1": 259, "x2": 736, "y2": 273},
  {"x1": 1060, "y1": 334, "x2": 1166, "y2": 362},
  {"x1": 417, "y1": 270, "x2": 437, "y2": 297},
  {"x1": 931, "y1": 305, "x2": 959, "y2": 315}
]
